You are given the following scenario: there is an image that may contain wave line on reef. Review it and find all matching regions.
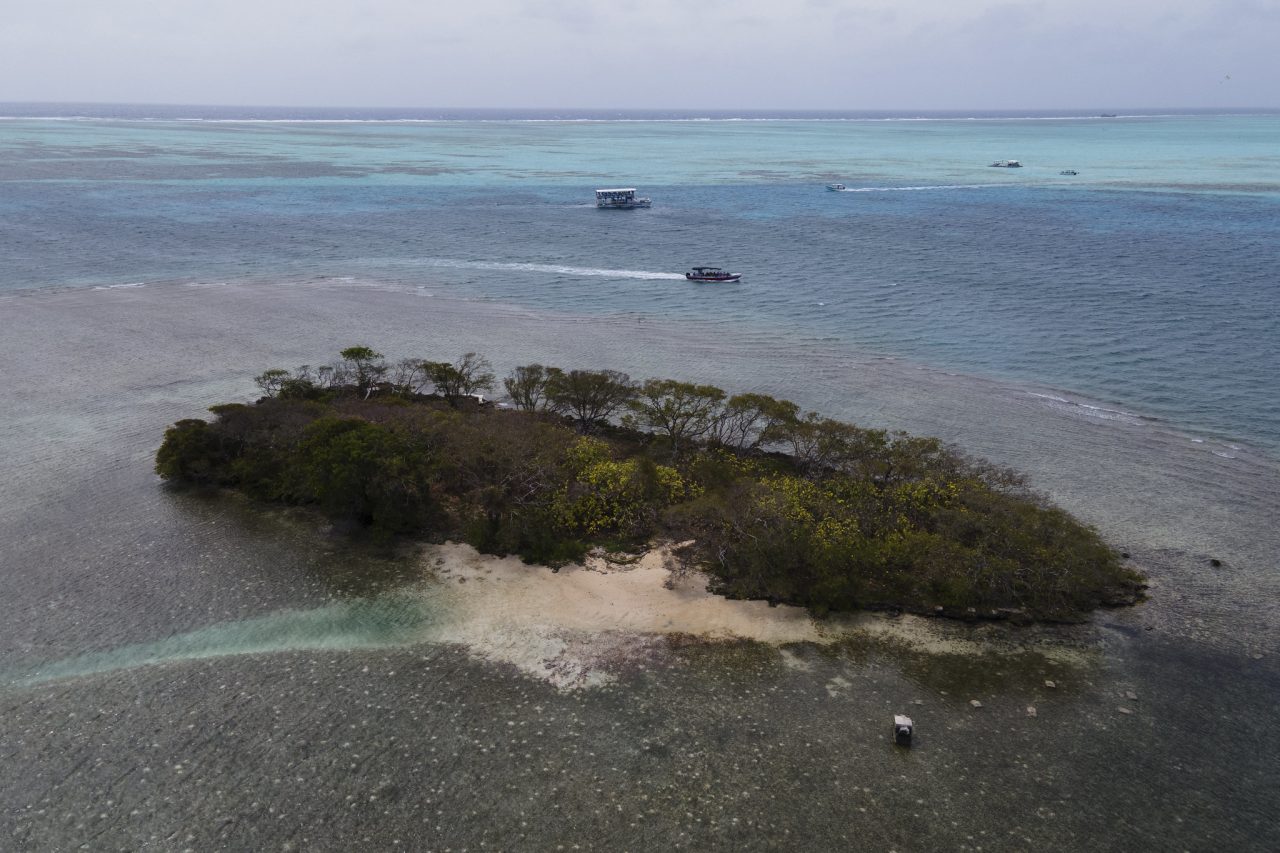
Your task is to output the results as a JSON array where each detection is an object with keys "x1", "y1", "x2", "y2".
[
  {"x1": 90, "y1": 282, "x2": 148, "y2": 291},
  {"x1": 418, "y1": 258, "x2": 686, "y2": 280},
  {"x1": 1026, "y1": 391, "x2": 1145, "y2": 423}
]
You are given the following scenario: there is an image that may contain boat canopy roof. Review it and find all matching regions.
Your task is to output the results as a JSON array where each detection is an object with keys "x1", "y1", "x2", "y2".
[
  {"x1": 596, "y1": 188, "x2": 637, "y2": 194},
  {"x1": 691, "y1": 266, "x2": 724, "y2": 272}
]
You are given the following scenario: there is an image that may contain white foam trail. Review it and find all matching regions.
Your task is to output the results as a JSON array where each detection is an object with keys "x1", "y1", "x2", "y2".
[
  {"x1": 838, "y1": 184, "x2": 997, "y2": 192},
  {"x1": 1078, "y1": 402, "x2": 1137, "y2": 417},
  {"x1": 90, "y1": 282, "x2": 146, "y2": 290},
  {"x1": 1027, "y1": 391, "x2": 1142, "y2": 423},
  {"x1": 420, "y1": 258, "x2": 685, "y2": 280}
]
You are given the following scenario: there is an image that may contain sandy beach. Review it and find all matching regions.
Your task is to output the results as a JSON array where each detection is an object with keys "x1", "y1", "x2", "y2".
[
  {"x1": 419, "y1": 542, "x2": 831, "y2": 688},
  {"x1": 415, "y1": 541, "x2": 1100, "y2": 690}
]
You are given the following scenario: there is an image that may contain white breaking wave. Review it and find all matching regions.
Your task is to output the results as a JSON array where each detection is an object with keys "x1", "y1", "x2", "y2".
[
  {"x1": 419, "y1": 258, "x2": 685, "y2": 280},
  {"x1": 1028, "y1": 391, "x2": 1142, "y2": 423}
]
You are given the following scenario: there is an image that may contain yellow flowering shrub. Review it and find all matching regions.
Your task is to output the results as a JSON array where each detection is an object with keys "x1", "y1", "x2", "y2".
[{"x1": 554, "y1": 448, "x2": 698, "y2": 536}]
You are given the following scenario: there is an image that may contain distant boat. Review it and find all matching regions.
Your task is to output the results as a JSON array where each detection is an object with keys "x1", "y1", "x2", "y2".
[
  {"x1": 1060, "y1": 169, "x2": 1079, "y2": 176},
  {"x1": 595, "y1": 188, "x2": 651, "y2": 209},
  {"x1": 989, "y1": 160, "x2": 1023, "y2": 168},
  {"x1": 826, "y1": 183, "x2": 846, "y2": 191},
  {"x1": 685, "y1": 266, "x2": 741, "y2": 283},
  {"x1": 1099, "y1": 113, "x2": 1118, "y2": 118}
]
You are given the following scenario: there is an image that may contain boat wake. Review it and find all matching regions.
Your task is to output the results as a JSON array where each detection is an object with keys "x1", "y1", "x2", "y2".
[
  {"x1": 834, "y1": 184, "x2": 997, "y2": 192},
  {"x1": 420, "y1": 258, "x2": 685, "y2": 280}
]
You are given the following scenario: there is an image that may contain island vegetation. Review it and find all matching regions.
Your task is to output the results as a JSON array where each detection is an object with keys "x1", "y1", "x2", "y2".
[{"x1": 156, "y1": 346, "x2": 1144, "y2": 621}]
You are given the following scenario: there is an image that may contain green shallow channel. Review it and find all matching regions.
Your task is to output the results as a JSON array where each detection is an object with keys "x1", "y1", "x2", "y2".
[{"x1": 10, "y1": 595, "x2": 433, "y2": 687}]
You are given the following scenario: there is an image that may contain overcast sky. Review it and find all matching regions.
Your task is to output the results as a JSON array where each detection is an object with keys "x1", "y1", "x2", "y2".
[{"x1": 2, "y1": 0, "x2": 1275, "y2": 109}]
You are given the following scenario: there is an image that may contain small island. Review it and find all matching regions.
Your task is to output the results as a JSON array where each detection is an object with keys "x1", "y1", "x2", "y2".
[{"x1": 156, "y1": 346, "x2": 1144, "y2": 622}]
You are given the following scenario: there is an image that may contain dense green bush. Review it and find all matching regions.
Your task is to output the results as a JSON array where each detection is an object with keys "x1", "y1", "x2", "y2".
[
  {"x1": 155, "y1": 419, "x2": 227, "y2": 484},
  {"x1": 156, "y1": 348, "x2": 1145, "y2": 620}
]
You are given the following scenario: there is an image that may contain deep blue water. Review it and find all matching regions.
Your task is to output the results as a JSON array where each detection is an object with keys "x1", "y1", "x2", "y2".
[{"x1": 2, "y1": 107, "x2": 1278, "y2": 449}]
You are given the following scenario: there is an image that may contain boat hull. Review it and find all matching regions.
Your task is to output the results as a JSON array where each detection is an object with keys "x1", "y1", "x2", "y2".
[{"x1": 685, "y1": 273, "x2": 741, "y2": 282}]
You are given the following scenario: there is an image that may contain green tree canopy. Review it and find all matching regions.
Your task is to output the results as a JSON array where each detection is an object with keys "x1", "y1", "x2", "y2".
[
  {"x1": 545, "y1": 369, "x2": 636, "y2": 432},
  {"x1": 627, "y1": 379, "x2": 726, "y2": 455},
  {"x1": 504, "y1": 364, "x2": 563, "y2": 412},
  {"x1": 339, "y1": 346, "x2": 387, "y2": 399},
  {"x1": 707, "y1": 393, "x2": 800, "y2": 451},
  {"x1": 424, "y1": 353, "x2": 496, "y2": 406},
  {"x1": 254, "y1": 368, "x2": 292, "y2": 398},
  {"x1": 155, "y1": 419, "x2": 226, "y2": 483}
]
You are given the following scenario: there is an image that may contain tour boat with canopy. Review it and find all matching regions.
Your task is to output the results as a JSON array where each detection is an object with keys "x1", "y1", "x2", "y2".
[
  {"x1": 595, "y1": 188, "x2": 651, "y2": 209},
  {"x1": 685, "y1": 267, "x2": 742, "y2": 282}
]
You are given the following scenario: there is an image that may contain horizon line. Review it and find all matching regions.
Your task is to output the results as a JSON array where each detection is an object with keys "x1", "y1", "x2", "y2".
[{"x1": 2, "y1": 100, "x2": 1278, "y2": 114}]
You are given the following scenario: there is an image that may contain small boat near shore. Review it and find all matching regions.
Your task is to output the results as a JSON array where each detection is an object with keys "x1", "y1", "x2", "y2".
[
  {"x1": 1060, "y1": 169, "x2": 1079, "y2": 176},
  {"x1": 990, "y1": 160, "x2": 1023, "y2": 168},
  {"x1": 685, "y1": 266, "x2": 741, "y2": 283},
  {"x1": 826, "y1": 183, "x2": 846, "y2": 191}
]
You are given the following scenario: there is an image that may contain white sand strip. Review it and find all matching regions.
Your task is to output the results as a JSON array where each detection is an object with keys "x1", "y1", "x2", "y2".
[
  {"x1": 415, "y1": 542, "x2": 1094, "y2": 690},
  {"x1": 417, "y1": 542, "x2": 828, "y2": 688}
]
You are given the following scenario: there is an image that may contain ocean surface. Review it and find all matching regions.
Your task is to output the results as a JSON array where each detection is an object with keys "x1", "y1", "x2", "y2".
[
  {"x1": 2, "y1": 105, "x2": 1278, "y2": 451},
  {"x1": 1, "y1": 105, "x2": 1279, "y2": 850}
]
